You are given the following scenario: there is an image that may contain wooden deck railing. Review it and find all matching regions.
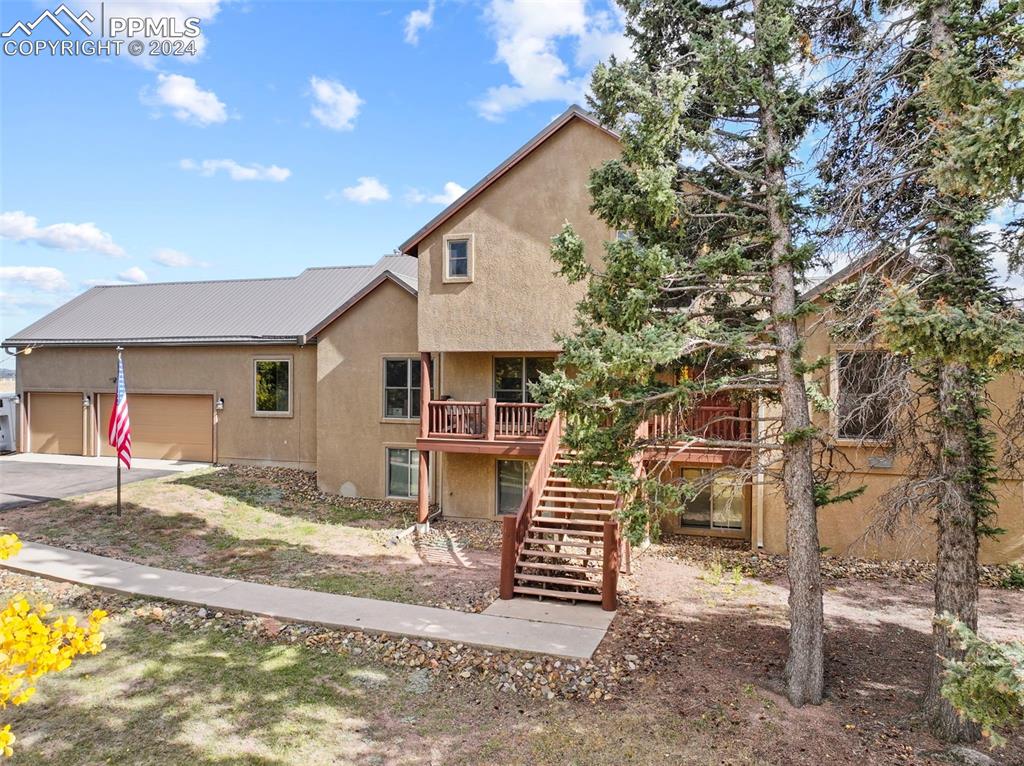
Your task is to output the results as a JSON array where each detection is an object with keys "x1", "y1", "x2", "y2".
[
  {"x1": 647, "y1": 401, "x2": 752, "y2": 444},
  {"x1": 426, "y1": 399, "x2": 550, "y2": 441},
  {"x1": 500, "y1": 412, "x2": 564, "y2": 600}
]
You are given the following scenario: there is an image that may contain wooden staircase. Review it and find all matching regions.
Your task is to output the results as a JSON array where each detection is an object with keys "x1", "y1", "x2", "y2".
[
  {"x1": 500, "y1": 416, "x2": 626, "y2": 611},
  {"x1": 513, "y1": 468, "x2": 620, "y2": 603}
]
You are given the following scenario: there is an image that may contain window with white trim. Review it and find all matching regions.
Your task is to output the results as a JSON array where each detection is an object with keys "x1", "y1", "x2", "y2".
[
  {"x1": 254, "y1": 359, "x2": 290, "y2": 414},
  {"x1": 386, "y1": 448, "x2": 419, "y2": 498},
  {"x1": 444, "y1": 235, "x2": 473, "y2": 281},
  {"x1": 497, "y1": 459, "x2": 535, "y2": 515},
  {"x1": 384, "y1": 358, "x2": 428, "y2": 419},
  {"x1": 835, "y1": 350, "x2": 888, "y2": 440}
]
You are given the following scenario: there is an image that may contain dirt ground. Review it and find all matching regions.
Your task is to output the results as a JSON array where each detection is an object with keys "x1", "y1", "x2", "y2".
[
  {"x1": 0, "y1": 465, "x2": 502, "y2": 611},
  {"x1": 0, "y1": 465, "x2": 1020, "y2": 763}
]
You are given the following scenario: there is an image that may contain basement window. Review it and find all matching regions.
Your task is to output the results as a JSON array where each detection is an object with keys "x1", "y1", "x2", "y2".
[
  {"x1": 254, "y1": 359, "x2": 291, "y2": 415},
  {"x1": 497, "y1": 459, "x2": 535, "y2": 515},
  {"x1": 386, "y1": 447, "x2": 419, "y2": 498}
]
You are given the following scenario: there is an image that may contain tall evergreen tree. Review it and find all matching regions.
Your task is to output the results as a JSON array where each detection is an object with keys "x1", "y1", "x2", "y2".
[
  {"x1": 819, "y1": 0, "x2": 1024, "y2": 742},
  {"x1": 540, "y1": 0, "x2": 829, "y2": 705}
]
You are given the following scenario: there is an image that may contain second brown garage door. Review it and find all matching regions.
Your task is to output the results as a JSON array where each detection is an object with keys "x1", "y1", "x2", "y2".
[{"x1": 99, "y1": 394, "x2": 213, "y2": 462}]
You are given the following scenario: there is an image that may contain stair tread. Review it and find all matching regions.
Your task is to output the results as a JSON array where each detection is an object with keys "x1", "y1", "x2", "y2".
[
  {"x1": 520, "y1": 550, "x2": 603, "y2": 562},
  {"x1": 539, "y1": 496, "x2": 617, "y2": 506},
  {"x1": 536, "y1": 505, "x2": 615, "y2": 515},
  {"x1": 516, "y1": 561, "x2": 598, "y2": 574},
  {"x1": 524, "y1": 537, "x2": 602, "y2": 548},
  {"x1": 533, "y1": 516, "x2": 605, "y2": 526},
  {"x1": 513, "y1": 586, "x2": 603, "y2": 602},
  {"x1": 515, "y1": 573, "x2": 600, "y2": 588},
  {"x1": 546, "y1": 477, "x2": 615, "y2": 487},
  {"x1": 528, "y1": 526, "x2": 604, "y2": 538}
]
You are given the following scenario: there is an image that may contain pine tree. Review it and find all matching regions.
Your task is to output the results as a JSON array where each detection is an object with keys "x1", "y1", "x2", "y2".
[
  {"x1": 541, "y1": 0, "x2": 829, "y2": 705},
  {"x1": 819, "y1": 0, "x2": 1024, "y2": 742}
]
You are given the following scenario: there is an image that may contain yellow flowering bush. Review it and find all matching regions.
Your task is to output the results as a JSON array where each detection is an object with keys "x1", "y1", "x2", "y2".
[{"x1": 0, "y1": 533, "x2": 107, "y2": 756}]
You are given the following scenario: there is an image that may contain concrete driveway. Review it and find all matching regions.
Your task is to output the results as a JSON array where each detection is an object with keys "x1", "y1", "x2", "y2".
[{"x1": 0, "y1": 454, "x2": 208, "y2": 511}]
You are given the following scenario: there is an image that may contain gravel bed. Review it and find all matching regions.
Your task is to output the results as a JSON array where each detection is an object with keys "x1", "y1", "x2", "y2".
[{"x1": 650, "y1": 535, "x2": 1023, "y2": 588}]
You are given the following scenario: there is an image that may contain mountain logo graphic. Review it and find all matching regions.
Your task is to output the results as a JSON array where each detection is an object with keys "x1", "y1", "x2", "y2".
[{"x1": 2, "y1": 4, "x2": 95, "y2": 38}]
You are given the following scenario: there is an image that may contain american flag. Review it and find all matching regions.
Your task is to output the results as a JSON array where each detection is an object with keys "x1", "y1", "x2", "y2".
[{"x1": 107, "y1": 354, "x2": 132, "y2": 469}]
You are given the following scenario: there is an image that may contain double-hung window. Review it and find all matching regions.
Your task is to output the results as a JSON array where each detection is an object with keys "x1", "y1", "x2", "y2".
[
  {"x1": 493, "y1": 357, "x2": 554, "y2": 403},
  {"x1": 384, "y1": 358, "x2": 427, "y2": 419},
  {"x1": 254, "y1": 359, "x2": 291, "y2": 415},
  {"x1": 835, "y1": 350, "x2": 889, "y2": 441}
]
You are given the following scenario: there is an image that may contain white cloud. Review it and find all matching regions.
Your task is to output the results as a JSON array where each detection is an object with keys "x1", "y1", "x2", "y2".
[
  {"x1": 336, "y1": 177, "x2": 391, "y2": 204},
  {"x1": 152, "y1": 248, "x2": 205, "y2": 268},
  {"x1": 179, "y1": 158, "x2": 291, "y2": 182},
  {"x1": 0, "y1": 292, "x2": 58, "y2": 314},
  {"x1": 476, "y1": 0, "x2": 628, "y2": 121},
  {"x1": 404, "y1": 1, "x2": 435, "y2": 44},
  {"x1": 0, "y1": 266, "x2": 71, "y2": 292},
  {"x1": 0, "y1": 210, "x2": 126, "y2": 257},
  {"x1": 145, "y1": 74, "x2": 227, "y2": 126},
  {"x1": 117, "y1": 266, "x2": 149, "y2": 283},
  {"x1": 309, "y1": 76, "x2": 363, "y2": 131},
  {"x1": 407, "y1": 181, "x2": 467, "y2": 205}
]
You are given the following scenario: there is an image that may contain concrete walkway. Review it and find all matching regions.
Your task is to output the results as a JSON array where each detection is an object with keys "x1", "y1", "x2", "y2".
[{"x1": 1, "y1": 542, "x2": 612, "y2": 659}]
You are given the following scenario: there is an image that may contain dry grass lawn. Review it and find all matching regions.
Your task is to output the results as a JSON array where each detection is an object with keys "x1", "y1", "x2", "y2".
[{"x1": 0, "y1": 465, "x2": 499, "y2": 610}]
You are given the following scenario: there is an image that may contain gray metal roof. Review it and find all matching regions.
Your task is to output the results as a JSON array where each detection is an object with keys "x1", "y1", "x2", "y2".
[{"x1": 4, "y1": 254, "x2": 417, "y2": 346}]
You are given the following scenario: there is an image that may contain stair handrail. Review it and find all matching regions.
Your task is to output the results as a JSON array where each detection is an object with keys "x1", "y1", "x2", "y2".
[
  {"x1": 602, "y1": 419, "x2": 650, "y2": 608},
  {"x1": 499, "y1": 410, "x2": 564, "y2": 599}
]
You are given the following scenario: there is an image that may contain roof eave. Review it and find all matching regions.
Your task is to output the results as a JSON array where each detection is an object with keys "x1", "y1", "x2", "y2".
[{"x1": 304, "y1": 271, "x2": 417, "y2": 339}]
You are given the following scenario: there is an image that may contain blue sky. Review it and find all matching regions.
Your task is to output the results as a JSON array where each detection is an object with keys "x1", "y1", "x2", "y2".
[{"x1": 0, "y1": 0, "x2": 628, "y2": 360}]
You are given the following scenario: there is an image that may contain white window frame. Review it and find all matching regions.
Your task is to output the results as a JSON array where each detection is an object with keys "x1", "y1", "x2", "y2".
[
  {"x1": 252, "y1": 357, "x2": 292, "y2": 417},
  {"x1": 496, "y1": 459, "x2": 534, "y2": 516},
  {"x1": 442, "y1": 233, "x2": 474, "y2": 283},
  {"x1": 830, "y1": 346, "x2": 890, "y2": 445},
  {"x1": 385, "y1": 446, "x2": 419, "y2": 499},
  {"x1": 382, "y1": 357, "x2": 423, "y2": 421}
]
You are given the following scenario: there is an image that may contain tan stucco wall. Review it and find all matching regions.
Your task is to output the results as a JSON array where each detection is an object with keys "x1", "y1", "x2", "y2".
[
  {"x1": 417, "y1": 117, "x2": 620, "y2": 353},
  {"x1": 440, "y1": 452, "x2": 496, "y2": 519},
  {"x1": 315, "y1": 280, "x2": 421, "y2": 499},
  {"x1": 755, "y1": 302, "x2": 1024, "y2": 564},
  {"x1": 15, "y1": 344, "x2": 317, "y2": 468}
]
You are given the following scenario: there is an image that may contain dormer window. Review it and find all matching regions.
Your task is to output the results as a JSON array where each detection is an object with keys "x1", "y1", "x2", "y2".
[{"x1": 443, "y1": 234, "x2": 473, "y2": 283}]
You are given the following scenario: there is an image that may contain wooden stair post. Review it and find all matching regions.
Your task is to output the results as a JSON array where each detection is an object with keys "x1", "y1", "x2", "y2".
[{"x1": 601, "y1": 520, "x2": 620, "y2": 611}]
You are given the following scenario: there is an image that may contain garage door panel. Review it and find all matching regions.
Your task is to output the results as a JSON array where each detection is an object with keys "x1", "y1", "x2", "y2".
[
  {"x1": 29, "y1": 392, "x2": 84, "y2": 456},
  {"x1": 99, "y1": 394, "x2": 212, "y2": 462}
]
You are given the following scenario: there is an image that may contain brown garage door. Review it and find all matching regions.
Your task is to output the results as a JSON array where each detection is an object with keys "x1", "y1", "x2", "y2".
[
  {"x1": 28, "y1": 392, "x2": 84, "y2": 456},
  {"x1": 99, "y1": 394, "x2": 213, "y2": 462}
]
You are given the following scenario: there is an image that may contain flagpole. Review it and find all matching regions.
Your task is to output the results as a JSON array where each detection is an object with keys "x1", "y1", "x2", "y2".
[{"x1": 116, "y1": 346, "x2": 123, "y2": 517}]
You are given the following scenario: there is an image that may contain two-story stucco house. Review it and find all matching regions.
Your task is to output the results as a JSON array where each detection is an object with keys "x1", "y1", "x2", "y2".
[{"x1": 4, "y1": 106, "x2": 1021, "y2": 610}]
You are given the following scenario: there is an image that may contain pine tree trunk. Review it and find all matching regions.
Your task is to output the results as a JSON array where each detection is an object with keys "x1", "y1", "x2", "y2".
[
  {"x1": 754, "y1": 3, "x2": 825, "y2": 704},
  {"x1": 924, "y1": 361, "x2": 983, "y2": 743}
]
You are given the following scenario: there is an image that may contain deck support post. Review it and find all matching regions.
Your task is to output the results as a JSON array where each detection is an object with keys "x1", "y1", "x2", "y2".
[
  {"x1": 500, "y1": 514, "x2": 517, "y2": 599},
  {"x1": 417, "y1": 352, "x2": 432, "y2": 534},
  {"x1": 602, "y1": 521, "x2": 620, "y2": 611}
]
